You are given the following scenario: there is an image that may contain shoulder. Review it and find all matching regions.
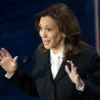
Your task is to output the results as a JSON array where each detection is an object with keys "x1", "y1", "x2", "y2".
[
  {"x1": 35, "y1": 47, "x2": 49, "y2": 57},
  {"x1": 34, "y1": 48, "x2": 50, "y2": 64},
  {"x1": 74, "y1": 46, "x2": 100, "y2": 70},
  {"x1": 80, "y1": 46, "x2": 98, "y2": 57},
  {"x1": 78, "y1": 46, "x2": 100, "y2": 66},
  {"x1": 76, "y1": 42, "x2": 99, "y2": 58}
]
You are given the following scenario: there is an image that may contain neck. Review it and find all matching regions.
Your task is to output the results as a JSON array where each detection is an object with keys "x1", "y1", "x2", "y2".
[{"x1": 51, "y1": 38, "x2": 64, "y2": 54}]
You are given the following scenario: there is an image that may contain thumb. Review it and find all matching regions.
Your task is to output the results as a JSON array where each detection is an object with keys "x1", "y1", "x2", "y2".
[{"x1": 13, "y1": 56, "x2": 18, "y2": 62}]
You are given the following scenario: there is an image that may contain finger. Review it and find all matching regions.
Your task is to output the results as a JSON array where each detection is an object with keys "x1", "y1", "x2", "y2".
[
  {"x1": 1, "y1": 48, "x2": 12, "y2": 57},
  {"x1": 0, "y1": 56, "x2": 2, "y2": 62},
  {"x1": 0, "y1": 56, "x2": 1, "y2": 61},
  {"x1": 13, "y1": 56, "x2": 18, "y2": 62},
  {"x1": 0, "y1": 50, "x2": 6, "y2": 57},
  {"x1": 72, "y1": 67, "x2": 78, "y2": 75},
  {"x1": 65, "y1": 65, "x2": 71, "y2": 75},
  {"x1": 69, "y1": 61, "x2": 78, "y2": 75},
  {"x1": 0, "y1": 55, "x2": 2, "y2": 59},
  {"x1": 74, "y1": 67, "x2": 78, "y2": 74},
  {"x1": 70, "y1": 61, "x2": 75, "y2": 71}
]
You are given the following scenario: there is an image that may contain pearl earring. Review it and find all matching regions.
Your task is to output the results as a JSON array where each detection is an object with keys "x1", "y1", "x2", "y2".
[{"x1": 62, "y1": 34, "x2": 65, "y2": 37}]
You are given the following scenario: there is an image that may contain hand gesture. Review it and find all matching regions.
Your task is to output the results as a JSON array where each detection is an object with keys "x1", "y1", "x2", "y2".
[
  {"x1": 0, "y1": 48, "x2": 18, "y2": 73},
  {"x1": 65, "y1": 61, "x2": 84, "y2": 88}
]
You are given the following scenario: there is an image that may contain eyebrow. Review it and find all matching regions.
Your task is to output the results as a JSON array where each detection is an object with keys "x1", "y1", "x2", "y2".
[{"x1": 39, "y1": 24, "x2": 52, "y2": 27}]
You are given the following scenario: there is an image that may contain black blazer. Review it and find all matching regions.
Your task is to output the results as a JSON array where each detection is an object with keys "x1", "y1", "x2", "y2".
[{"x1": 5, "y1": 46, "x2": 100, "y2": 100}]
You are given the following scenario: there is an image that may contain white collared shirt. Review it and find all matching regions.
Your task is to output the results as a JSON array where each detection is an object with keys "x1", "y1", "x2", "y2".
[{"x1": 50, "y1": 48, "x2": 64, "y2": 79}]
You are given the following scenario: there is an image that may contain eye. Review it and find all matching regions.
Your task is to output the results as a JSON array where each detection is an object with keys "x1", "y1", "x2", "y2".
[{"x1": 46, "y1": 28, "x2": 52, "y2": 32}]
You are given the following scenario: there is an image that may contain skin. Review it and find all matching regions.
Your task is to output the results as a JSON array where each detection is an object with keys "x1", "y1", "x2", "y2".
[
  {"x1": 0, "y1": 16, "x2": 84, "y2": 88},
  {"x1": 39, "y1": 16, "x2": 64, "y2": 54}
]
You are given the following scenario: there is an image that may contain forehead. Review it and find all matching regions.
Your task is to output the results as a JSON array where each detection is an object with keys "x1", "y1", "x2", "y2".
[{"x1": 39, "y1": 16, "x2": 57, "y2": 27}]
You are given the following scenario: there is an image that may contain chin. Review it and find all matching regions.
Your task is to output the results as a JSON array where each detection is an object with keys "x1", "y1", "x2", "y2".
[{"x1": 44, "y1": 45, "x2": 52, "y2": 49}]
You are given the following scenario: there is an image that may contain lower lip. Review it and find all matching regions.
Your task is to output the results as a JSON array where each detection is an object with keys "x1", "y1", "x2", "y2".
[{"x1": 43, "y1": 42, "x2": 50, "y2": 45}]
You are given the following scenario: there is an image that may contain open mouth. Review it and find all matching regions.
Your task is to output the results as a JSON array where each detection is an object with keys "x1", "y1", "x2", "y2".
[{"x1": 43, "y1": 40, "x2": 50, "y2": 45}]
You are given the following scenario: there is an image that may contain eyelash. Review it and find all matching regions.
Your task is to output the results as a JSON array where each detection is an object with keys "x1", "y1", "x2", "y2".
[{"x1": 47, "y1": 28, "x2": 52, "y2": 31}]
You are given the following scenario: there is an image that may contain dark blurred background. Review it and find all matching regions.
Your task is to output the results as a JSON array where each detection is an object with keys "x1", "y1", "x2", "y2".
[{"x1": 0, "y1": 0, "x2": 100, "y2": 100}]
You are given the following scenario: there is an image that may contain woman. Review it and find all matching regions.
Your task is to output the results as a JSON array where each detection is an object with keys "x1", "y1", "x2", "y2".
[{"x1": 0, "y1": 3, "x2": 100, "y2": 100}]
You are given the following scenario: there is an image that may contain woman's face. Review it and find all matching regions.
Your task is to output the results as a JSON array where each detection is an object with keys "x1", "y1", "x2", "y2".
[{"x1": 39, "y1": 16, "x2": 64, "y2": 50}]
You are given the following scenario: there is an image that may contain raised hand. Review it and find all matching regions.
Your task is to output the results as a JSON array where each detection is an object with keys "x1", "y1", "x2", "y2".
[
  {"x1": 65, "y1": 61, "x2": 84, "y2": 88},
  {"x1": 0, "y1": 48, "x2": 18, "y2": 73}
]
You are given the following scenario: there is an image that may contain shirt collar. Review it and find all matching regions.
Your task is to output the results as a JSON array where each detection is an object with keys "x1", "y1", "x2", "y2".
[{"x1": 50, "y1": 47, "x2": 64, "y2": 58}]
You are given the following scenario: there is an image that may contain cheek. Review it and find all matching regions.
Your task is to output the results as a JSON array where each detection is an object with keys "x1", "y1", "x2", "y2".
[
  {"x1": 39, "y1": 31, "x2": 42, "y2": 37},
  {"x1": 50, "y1": 32, "x2": 59, "y2": 39},
  {"x1": 51, "y1": 35, "x2": 61, "y2": 44}
]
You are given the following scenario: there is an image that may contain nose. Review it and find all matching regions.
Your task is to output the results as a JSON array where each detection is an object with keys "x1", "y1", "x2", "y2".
[{"x1": 40, "y1": 30, "x2": 47, "y2": 38}]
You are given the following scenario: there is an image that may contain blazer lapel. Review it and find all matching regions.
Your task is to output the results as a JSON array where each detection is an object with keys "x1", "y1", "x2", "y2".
[
  {"x1": 54, "y1": 60, "x2": 71, "y2": 83},
  {"x1": 43, "y1": 50, "x2": 54, "y2": 82},
  {"x1": 43, "y1": 50, "x2": 76, "y2": 83},
  {"x1": 50, "y1": 42, "x2": 87, "y2": 83}
]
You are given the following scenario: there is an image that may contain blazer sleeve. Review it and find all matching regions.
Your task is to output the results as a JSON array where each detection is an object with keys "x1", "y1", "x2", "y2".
[
  {"x1": 82, "y1": 51, "x2": 100, "y2": 96},
  {"x1": 4, "y1": 70, "x2": 38, "y2": 97},
  {"x1": 4, "y1": 50, "x2": 39, "y2": 97}
]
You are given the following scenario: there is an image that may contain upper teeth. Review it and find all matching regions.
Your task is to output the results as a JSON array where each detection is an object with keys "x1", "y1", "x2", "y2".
[{"x1": 44, "y1": 41, "x2": 49, "y2": 44}]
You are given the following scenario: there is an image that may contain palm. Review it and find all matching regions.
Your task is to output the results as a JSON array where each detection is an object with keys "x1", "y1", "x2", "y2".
[
  {"x1": 0, "y1": 48, "x2": 18, "y2": 73},
  {"x1": 1, "y1": 56, "x2": 14, "y2": 67}
]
